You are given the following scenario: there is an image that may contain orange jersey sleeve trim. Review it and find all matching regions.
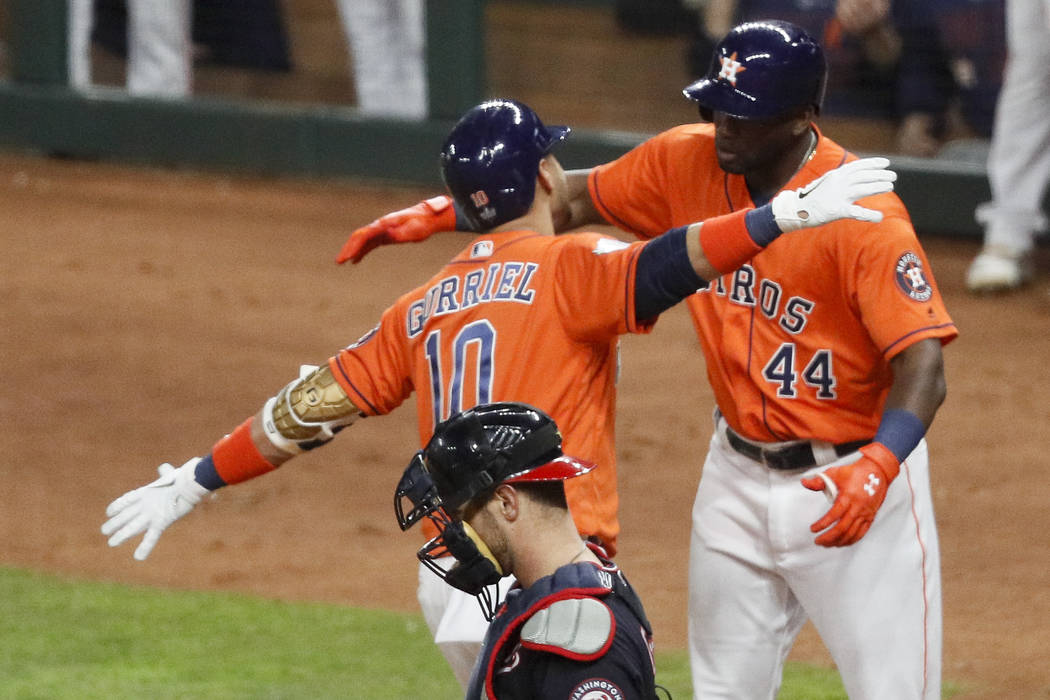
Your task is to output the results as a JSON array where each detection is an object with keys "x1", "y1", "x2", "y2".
[{"x1": 881, "y1": 322, "x2": 959, "y2": 359}]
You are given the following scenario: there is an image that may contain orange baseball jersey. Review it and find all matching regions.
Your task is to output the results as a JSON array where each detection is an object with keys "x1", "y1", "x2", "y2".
[
  {"x1": 328, "y1": 229, "x2": 654, "y2": 553},
  {"x1": 589, "y1": 123, "x2": 958, "y2": 443}
]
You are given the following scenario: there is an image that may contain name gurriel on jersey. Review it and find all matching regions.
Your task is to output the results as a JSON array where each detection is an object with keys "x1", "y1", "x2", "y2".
[{"x1": 406, "y1": 261, "x2": 539, "y2": 337}]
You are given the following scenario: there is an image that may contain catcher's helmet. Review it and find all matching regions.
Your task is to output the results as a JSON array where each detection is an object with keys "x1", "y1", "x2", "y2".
[
  {"x1": 440, "y1": 99, "x2": 570, "y2": 232},
  {"x1": 423, "y1": 402, "x2": 594, "y2": 513},
  {"x1": 683, "y1": 20, "x2": 827, "y2": 121},
  {"x1": 393, "y1": 402, "x2": 594, "y2": 619},
  {"x1": 395, "y1": 402, "x2": 595, "y2": 530}
]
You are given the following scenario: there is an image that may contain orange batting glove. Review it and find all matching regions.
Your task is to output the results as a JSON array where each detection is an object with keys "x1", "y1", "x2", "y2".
[
  {"x1": 801, "y1": 442, "x2": 901, "y2": 547},
  {"x1": 336, "y1": 195, "x2": 457, "y2": 264}
]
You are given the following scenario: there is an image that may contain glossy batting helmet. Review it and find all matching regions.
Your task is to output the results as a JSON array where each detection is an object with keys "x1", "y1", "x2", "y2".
[
  {"x1": 683, "y1": 20, "x2": 827, "y2": 121},
  {"x1": 440, "y1": 99, "x2": 570, "y2": 232}
]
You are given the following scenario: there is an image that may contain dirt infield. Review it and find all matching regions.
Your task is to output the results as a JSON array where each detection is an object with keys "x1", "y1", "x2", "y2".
[{"x1": 2, "y1": 151, "x2": 1048, "y2": 698}]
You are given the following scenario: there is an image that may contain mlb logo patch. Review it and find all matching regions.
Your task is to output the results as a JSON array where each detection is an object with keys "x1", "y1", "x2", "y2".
[{"x1": 471, "y1": 240, "x2": 494, "y2": 258}]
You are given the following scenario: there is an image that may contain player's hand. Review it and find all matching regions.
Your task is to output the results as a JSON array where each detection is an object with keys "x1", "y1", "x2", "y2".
[
  {"x1": 801, "y1": 443, "x2": 900, "y2": 547},
  {"x1": 336, "y1": 195, "x2": 456, "y2": 264},
  {"x1": 771, "y1": 157, "x2": 896, "y2": 232},
  {"x1": 101, "y1": 457, "x2": 210, "y2": 560}
]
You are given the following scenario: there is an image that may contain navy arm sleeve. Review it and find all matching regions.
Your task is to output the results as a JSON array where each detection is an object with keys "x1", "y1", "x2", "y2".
[
  {"x1": 634, "y1": 226, "x2": 706, "y2": 321},
  {"x1": 634, "y1": 205, "x2": 778, "y2": 321}
]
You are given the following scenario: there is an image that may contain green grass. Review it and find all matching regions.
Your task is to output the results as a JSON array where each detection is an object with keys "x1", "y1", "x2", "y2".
[
  {"x1": 652, "y1": 649, "x2": 849, "y2": 700},
  {"x1": 1, "y1": 567, "x2": 954, "y2": 699}
]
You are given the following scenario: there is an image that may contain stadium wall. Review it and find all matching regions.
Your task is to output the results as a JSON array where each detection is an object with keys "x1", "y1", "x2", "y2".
[{"x1": 0, "y1": 0, "x2": 1017, "y2": 239}]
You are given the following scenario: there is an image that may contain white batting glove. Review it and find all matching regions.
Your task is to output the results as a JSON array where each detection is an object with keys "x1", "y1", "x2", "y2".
[
  {"x1": 101, "y1": 457, "x2": 210, "y2": 561},
  {"x1": 772, "y1": 156, "x2": 897, "y2": 232}
]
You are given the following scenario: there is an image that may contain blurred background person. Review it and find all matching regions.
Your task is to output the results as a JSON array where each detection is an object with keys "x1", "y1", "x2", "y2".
[
  {"x1": 892, "y1": 0, "x2": 1005, "y2": 158},
  {"x1": 69, "y1": 0, "x2": 192, "y2": 97},
  {"x1": 966, "y1": 0, "x2": 1050, "y2": 292},
  {"x1": 70, "y1": 0, "x2": 291, "y2": 99},
  {"x1": 336, "y1": 0, "x2": 427, "y2": 119}
]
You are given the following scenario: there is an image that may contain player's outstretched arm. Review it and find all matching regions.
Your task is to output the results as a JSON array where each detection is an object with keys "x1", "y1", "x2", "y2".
[
  {"x1": 634, "y1": 158, "x2": 896, "y2": 319},
  {"x1": 556, "y1": 169, "x2": 605, "y2": 232},
  {"x1": 336, "y1": 196, "x2": 460, "y2": 264},
  {"x1": 691, "y1": 156, "x2": 896, "y2": 280},
  {"x1": 802, "y1": 338, "x2": 946, "y2": 546},
  {"x1": 101, "y1": 364, "x2": 365, "y2": 560},
  {"x1": 336, "y1": 164, "x2": 609, "y2": 263},
  {"x1": 101, "y1": 458, "x2": 210, "y2": 561}
]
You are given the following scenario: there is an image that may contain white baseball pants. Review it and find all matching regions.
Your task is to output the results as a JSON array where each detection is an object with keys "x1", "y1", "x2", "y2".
[{"x1": 688, "y1": 420, "x2": 942, "y2": 699}]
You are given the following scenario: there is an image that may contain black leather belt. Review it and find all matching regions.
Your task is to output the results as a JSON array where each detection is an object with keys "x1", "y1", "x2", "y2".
[{"x1": 725, "y1": 425, "x2": 869, "y2": 471}]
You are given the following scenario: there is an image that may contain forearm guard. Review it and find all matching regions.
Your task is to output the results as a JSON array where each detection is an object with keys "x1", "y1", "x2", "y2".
[{"x1": 261, "y1": 364, "x2": 362, "y2": 455}]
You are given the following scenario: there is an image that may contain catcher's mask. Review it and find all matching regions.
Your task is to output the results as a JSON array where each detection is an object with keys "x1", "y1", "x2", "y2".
[{"x1": 394, "y1": 402, "x2": 595, "y2": 620}]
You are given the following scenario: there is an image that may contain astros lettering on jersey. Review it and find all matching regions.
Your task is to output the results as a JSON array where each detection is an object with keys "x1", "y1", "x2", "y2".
[{"x1": 589, "y1": 123, "x2": 958, "y2": 443}]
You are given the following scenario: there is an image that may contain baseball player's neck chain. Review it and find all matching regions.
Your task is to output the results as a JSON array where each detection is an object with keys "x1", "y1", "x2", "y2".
[{"x1": 795, "y1": 129, "x2": 818, "y2": 174}]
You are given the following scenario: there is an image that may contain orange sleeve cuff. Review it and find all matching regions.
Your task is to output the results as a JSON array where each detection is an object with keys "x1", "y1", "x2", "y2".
[
  {"x1": 211, "y1": 417, "x2": 276, "y2": 485},
  {"x1": 698, "y1": 210, "x2": 763, "y2": 275}
]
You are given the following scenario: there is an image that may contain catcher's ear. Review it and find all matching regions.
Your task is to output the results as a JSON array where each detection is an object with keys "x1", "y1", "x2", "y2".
[{"x1": 493, "y1": 484, "x2": 520, "y2": 521}]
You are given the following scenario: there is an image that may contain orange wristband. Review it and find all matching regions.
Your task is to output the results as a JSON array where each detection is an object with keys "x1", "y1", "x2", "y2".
[
  {"x1": 211, "y1": 417, "x2": 276, "y2": 485},
  {"x1": 698, "y1": 210, "x2": 763, "y2": 275}
]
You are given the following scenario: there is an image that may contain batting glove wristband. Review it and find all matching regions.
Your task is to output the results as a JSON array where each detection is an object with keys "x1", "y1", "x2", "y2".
[
  {"x1": 801, "y1": 442, "x2": 901, "y2": 547},
  {"x1": 101, "y1": 457, "x2": 210, "y2": 560},
  {"x1": 771, "y1": 156, "x2": 896, "y2": 232},
  {"x1": 337, "y1": 195, "x2": 456, "y2": 264}
]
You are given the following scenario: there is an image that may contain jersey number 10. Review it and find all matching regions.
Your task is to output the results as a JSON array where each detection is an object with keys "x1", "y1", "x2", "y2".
[{"x1": 424, "y1": 320, "x2": 497, "y2": 426}]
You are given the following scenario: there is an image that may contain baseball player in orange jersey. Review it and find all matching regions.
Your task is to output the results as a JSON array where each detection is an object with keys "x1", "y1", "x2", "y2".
[
  {"x1": 581, "y1": 28, "x2": 956, "y2": 700},
  {"x1": 101, "y1": 98, "x2": 897, "y2": 689},
  {"x1": 342, "y1": 24, "x2": 957, "y2": 700}
]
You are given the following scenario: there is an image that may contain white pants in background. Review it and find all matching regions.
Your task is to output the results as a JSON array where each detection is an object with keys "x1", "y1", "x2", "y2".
[
  {"x1": 976, "y1": 0, "x2": 1050, "y2": 251},
  {"x1": 67, "y1": 0, "x2": 192, "y2": 98},
  {"x1": 416, "y1": 558, "x2": 514, "y2": 689},
  {"x1": 335, "y1": 0, "x2": 427, "y2": 119}
]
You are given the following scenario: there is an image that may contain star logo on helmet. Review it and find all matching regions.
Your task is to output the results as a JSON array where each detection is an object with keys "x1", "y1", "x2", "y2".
[{"x1": 717, "y1": 52, "x2": 746, "y2": 85}]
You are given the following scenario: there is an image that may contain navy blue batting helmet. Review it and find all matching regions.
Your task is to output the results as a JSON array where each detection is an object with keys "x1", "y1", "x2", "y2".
[
  {"x1": 683, "y1": 20, "x2": 827, "y2": 121},
  {"x1": 440, "y1": 99, "x2": 570, "y2": 231}
]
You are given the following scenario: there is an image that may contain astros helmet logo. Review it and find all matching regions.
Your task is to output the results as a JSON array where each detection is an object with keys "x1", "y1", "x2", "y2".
[{"x1": 717, "y1": 52, "x2": 747, "y2": 85}]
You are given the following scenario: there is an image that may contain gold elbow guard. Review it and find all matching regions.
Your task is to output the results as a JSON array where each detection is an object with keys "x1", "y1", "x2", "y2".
[{"x1": 265, "y1": 364, "x2": 361, "y2": 451}]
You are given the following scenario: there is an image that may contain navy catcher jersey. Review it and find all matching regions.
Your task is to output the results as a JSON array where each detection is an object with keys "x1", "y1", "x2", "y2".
[{"x1": 467, "y1": 547, "x2": 658, "y2": 700}]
